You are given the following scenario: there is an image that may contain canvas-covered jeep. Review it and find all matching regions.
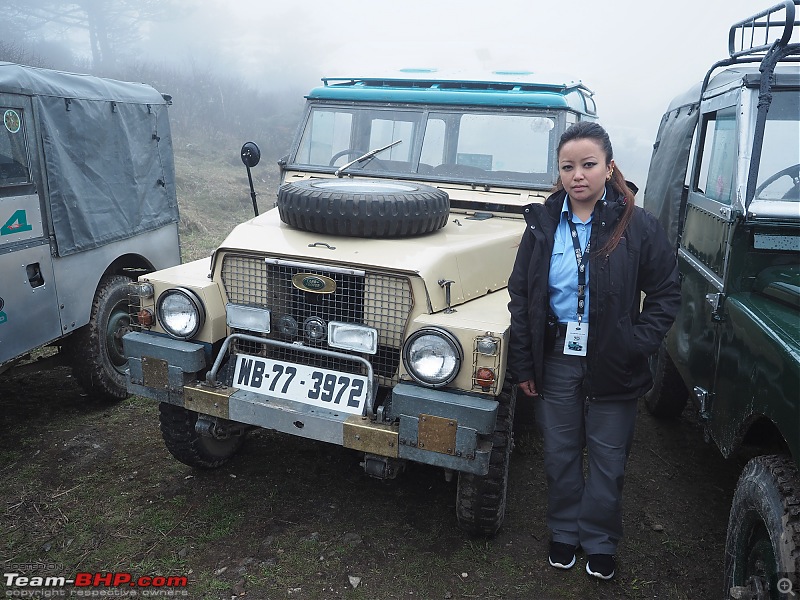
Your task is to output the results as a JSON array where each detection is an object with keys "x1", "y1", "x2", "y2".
[
  {"x1": 0, "y1": 63, "x2": 180, "y2": 401},
  {"x1": 642, "y1": 2, "x2": 799, "y2": 596},
  {"x1": 123, "y1": 70, "x2": 597, "y2": 535}
]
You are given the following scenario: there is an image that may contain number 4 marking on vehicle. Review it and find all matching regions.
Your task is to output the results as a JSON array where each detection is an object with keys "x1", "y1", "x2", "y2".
[{"x1": 1, "y1": 209, "x2": 33, "y2": 235}]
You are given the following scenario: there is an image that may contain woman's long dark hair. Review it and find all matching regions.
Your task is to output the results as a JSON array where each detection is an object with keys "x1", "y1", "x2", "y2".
[{"x1": 554, "y1": 121, "x2": 635, "y2": 256}]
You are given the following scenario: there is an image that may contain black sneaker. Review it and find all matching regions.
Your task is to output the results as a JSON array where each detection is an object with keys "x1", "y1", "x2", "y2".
[
  {"x1": 548, "y1": 541, "x2": 577, "y2": 569},
  {"x1": 585, "y1": 554, "x2": 616, "y2": 579}
]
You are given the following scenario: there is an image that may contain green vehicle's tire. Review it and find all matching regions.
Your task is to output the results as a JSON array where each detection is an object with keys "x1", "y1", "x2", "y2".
[{"x1": 724, "y1": 455, "x2": 800, "y2": 599}]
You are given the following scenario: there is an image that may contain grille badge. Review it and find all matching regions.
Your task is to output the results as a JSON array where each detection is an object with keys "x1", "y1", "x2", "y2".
[{"x1": 292, "y1": 273, "x2": 337, "y2": 294}]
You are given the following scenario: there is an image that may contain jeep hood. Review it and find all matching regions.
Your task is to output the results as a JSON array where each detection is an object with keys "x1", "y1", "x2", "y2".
[{"x1": 213, "y1": 209, "x2": 524, "y2": 313}]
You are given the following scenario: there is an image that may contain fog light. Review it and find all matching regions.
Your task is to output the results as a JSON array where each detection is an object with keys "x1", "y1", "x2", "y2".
[
  {"x1": 226, "y1": 303, "x2": 270, "y2": 334},
  {"x1": 475, "y1": 367, "x2": 495, "y2": 390},
  {"x1": 328, "y1": 321, "x2": 378, "y2": 354}
]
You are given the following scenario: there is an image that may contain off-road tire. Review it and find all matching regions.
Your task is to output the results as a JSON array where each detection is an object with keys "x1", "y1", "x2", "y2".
[
  {"x1": 68, "y1": 274, "x2": 132, "y2": 402},
  {"x1": 276, "y1": 179, "x2": 449, "y2": 237},
  {"x1": 159, "y1": 403, "x2": 245, "y2": 469},
  {"x1": 644, "y1": 341, "x2": 688, "y2": 418},
  {"x1": 724, "y1": 455, "x2": 800, "y2": 598},
  {"x1": 456, "y1": 385, "x2": 516, "y2": 537}
]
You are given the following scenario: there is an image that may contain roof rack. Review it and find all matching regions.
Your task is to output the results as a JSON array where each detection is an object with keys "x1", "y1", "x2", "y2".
[
  {"x1": 728, "y1": 0, "x2": 799, "y2": 58},
  {"x1": 701, "y1": 1, "x2": 799, "y2": 94}
]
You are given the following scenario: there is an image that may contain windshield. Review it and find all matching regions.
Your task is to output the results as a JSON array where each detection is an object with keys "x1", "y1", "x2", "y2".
[
  {"x1": 292, "y1": 105, "x2": 560, "y2": 188},
  {"x1": 755, "y1": 91, "x2": 800, "y2": 202}
]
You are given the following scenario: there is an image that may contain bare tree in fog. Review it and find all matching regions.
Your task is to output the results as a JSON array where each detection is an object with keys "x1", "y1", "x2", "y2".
[{"x1": 4, "y1": 0, "x2": 173, "y2": 71}]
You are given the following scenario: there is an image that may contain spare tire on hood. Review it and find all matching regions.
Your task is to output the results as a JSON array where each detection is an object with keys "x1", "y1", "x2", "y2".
[{"x1": 276, "y1": 178, "x2": 449, "y2": 238}]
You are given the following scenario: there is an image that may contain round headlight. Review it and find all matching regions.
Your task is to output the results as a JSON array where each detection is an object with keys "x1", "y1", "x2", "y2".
[
  {"x1": 156, "y1": 288, "x2": 205, "y2": 339},
  {"x1": 403, "y1": 328, "x2": 462, "y2": 387}
]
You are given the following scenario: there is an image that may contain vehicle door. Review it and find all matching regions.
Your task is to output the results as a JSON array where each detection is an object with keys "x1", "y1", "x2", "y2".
[
  {"x1": 0, "y1": 93, "x2": 62, "y2": 364},
  {"x1": 672, "y1": 90, "x2": 740, "y2": 413}
]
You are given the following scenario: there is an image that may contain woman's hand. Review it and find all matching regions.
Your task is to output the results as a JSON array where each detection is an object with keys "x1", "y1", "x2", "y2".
[{"x1": 518, "y1": 379, "x2": 538, "y2": 397}]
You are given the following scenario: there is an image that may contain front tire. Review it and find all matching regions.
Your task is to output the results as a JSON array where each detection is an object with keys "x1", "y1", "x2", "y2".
[
  {"x1": 644, "y1": 341, "x2": 688, "y2": 418},
  {"x1": 68, "y1": 274, "x2": 132, "y2": 402},
  {"x1": 724, "y1": 455, "x2": 800, "y2": 599},
  {"x1": 456, "y1": 385, "x2": 515, "y2": 537},
  {"x1": 159, "y1": 403, "x2": 245, "y2": 469}
]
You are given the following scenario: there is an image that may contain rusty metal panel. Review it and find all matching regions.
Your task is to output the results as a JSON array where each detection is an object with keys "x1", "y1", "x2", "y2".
[
  {"x1": 417, "y1": 413, "x2": 457, "y2": 455},
  {"x1": 343, "y1": 415, "x2": 399, "y2": 458},
  {"x1": 142, "y1": 356, "x2": 169, "y2": 390},
  {"x1": 183, "y1": 383, "x2": 233, "y2": 419}
]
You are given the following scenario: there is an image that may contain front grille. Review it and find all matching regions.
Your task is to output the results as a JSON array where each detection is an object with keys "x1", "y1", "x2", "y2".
[{"x1": 220, "y1": 254, "x2": 414, "y2": 387}]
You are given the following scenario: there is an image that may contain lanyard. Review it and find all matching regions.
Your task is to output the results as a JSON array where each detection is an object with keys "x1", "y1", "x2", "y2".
[{"x1": 566, "y1": 215, "x2": 590, "y2": 323}]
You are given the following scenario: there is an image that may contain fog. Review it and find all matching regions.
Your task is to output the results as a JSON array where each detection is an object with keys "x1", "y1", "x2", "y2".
[
  {"x1": 145, "y1": 0, "x2": 785, "y2": 188},
  {"x1": 4, "y1": 0, "x2": 790, "y2": 187}
]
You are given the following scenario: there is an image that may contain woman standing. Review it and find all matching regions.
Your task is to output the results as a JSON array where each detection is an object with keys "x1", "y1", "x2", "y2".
[{"x1": 507, "y1": 121, "x2": 680, "y2": 580}]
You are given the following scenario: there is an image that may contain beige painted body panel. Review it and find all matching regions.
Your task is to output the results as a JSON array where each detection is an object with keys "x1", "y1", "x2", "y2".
[
  {"x1": 214, "y1": 208, "x2": 527, "y2": 313},
  {"x1": 138, "y1": 257, "x2": 227, "y2": 343}
]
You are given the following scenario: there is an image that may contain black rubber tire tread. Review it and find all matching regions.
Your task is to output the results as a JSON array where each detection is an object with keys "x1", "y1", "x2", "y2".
[
  {"x1": 723, "y1": 455, "x2": 800, "y2": 595},
  {"x1": 456, "y1": 385, "x2": 516, "y2": 537},
  {"x1": 68, "y1": 274, "x2": 132, "y2": 402},
  {"x1": 644, "y1": 341, "x2": 688, "y2": 418},
  {"x1": 276, "y1": 179, "x2": 449, "y2": 237},
  {"x1": 159, "y1": 402, "x2": 245, "y2": 469}
]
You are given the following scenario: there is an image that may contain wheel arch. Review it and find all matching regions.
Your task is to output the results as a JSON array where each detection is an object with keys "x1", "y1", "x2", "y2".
[{"x1": 725, "y1": 412, "x2": 794, "y2": 461}]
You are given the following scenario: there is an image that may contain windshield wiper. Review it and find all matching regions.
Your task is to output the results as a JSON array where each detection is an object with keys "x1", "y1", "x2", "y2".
[{"x1": 335, "y1": 140, "x2": 402, "y2": 178}]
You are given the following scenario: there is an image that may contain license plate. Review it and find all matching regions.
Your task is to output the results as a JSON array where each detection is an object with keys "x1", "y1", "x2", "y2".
[{"x1": 232, "y1": 354, "x2": 368, "y2": 415}]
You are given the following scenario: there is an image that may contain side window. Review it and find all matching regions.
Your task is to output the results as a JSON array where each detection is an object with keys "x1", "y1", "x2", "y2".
[
  {"x1": 0, "y1": 108, "x2": 31, "y2": 186},
  {"x1": 695, "y1": 106, "x2": 737, "y2": 205}
]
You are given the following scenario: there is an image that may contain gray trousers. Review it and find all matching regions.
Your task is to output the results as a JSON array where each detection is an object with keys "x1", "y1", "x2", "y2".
[{"x1": 534, "y1": 333, "x2": 638, "y2": 555}]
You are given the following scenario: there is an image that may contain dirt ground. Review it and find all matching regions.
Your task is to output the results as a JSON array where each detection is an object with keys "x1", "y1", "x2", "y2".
[{"x1": 1, "y1": 363, "x2": 743, "y2": 600}]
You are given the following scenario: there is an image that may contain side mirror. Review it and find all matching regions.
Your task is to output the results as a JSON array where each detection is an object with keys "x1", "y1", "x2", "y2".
[
  {"x1": 241, "y1": 142, "x2": 261, "y2": 216},
  {"x1": 241, "y1": 142, "x2": 261, "y2": 168}
]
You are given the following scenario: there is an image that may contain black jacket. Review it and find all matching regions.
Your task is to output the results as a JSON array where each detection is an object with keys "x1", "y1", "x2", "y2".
[{"x1": 507, "y1": 185, "x2": 681, "y2": 401}]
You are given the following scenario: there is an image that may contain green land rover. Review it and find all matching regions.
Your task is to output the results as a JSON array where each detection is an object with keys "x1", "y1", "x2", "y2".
[
  {"x1": 123, "y1": 69, "x2": 598, "y2": 535},
  {"x1": 642, "y1": 2, "x2": 800, "y2": 596}
]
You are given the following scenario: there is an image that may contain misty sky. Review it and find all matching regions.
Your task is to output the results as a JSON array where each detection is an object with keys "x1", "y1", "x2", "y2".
[{"x1": 112, "y1": 0, "x2": 799, "y2": 187}]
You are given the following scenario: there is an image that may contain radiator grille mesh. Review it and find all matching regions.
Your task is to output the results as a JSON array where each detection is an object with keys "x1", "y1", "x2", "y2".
[{"x1": 220, "y1": 254, "x2": 413, "y2": 387}]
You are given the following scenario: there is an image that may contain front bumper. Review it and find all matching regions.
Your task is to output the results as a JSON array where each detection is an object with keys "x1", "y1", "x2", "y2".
[{"x1": 123, "y1": 331, "x2": 499, "y2": 475}]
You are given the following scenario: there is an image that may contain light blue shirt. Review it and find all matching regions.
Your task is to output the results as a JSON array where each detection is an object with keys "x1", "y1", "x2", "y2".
[{"x1": 548, "y1": 194, "x2": 600, "y2": 324}]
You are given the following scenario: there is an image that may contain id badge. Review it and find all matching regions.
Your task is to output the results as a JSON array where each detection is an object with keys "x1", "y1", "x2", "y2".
[{"x1": 563, "y1": 321, "x2": 588, "y2": 356}]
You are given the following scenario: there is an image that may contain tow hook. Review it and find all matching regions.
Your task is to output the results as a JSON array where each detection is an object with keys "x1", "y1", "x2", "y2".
[{"x1": 196, "y1": 416, "x2": 243, "y2": 440}]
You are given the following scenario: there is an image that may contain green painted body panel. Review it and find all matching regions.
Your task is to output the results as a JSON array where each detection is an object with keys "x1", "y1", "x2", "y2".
[
  {"x1": 670, "y1": 219, "x2": 800, "y2": 459},
  {"x1": 712, "y1": 288, "x2": 800, "y2": 459},
  {"x1": 681, "y1": 202, "x2": 731, "y2": 278}
]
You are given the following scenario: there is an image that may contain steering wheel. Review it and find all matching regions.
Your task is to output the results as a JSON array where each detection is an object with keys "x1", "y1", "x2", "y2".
[
  {"x1": 755, "y1": 163, "x2": 800, "y2": 198},
  {"x1": 328, "y1": 149, "x2": 388, "y2": 169}
]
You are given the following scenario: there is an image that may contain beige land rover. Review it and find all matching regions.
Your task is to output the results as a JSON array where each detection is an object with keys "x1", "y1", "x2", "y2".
[{"x1": 123, "y1": 70, "x2": 598, "y2": 535}]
